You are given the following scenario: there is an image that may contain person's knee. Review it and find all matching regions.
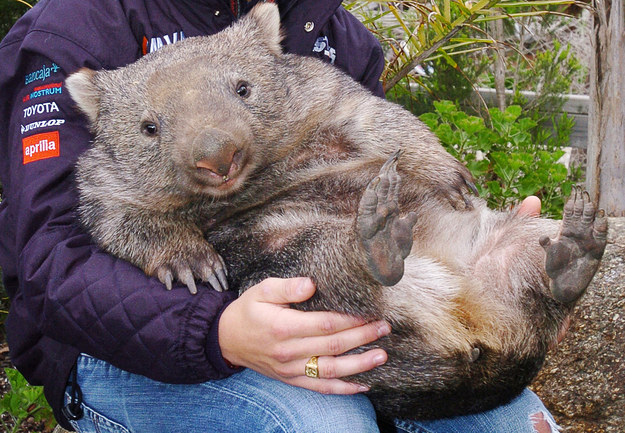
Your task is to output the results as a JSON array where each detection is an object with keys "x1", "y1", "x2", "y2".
[
  {"x1": 530, "y1": 411, "x2": 560, "y2": 433},
  {"x1": 280, "y1": 392, "x2": 378, "y2": 432}
]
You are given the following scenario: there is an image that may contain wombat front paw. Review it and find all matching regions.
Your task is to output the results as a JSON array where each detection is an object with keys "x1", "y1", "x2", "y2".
[
  {"x1": 539, "y1": 188, "x2": 608, "y2": 304},
  {"x1": 357, "y1": 150, "x2": 417, "y2": 286},
  {"x1": 150, "y1": 243, "x2": 228, "y2": 294}
]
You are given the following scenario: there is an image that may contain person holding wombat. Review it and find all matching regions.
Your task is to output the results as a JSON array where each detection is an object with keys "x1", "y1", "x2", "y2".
[{"x1": 0, "y1": 1, "x2": 575, "y2": 432}]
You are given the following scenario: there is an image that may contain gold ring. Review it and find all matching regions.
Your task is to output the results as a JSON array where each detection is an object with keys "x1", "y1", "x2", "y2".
[{"x1": 305, "y1": 356, "x2": 319, "y2": 378}]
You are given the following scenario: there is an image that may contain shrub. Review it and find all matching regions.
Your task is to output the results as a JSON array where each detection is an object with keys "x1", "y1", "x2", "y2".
[
  {"x1": 0, "y1": 368, "x2": 55, "y2": 432},
  {"x1": 420, "y1": 100, "x2": 579, "y2": 217}
]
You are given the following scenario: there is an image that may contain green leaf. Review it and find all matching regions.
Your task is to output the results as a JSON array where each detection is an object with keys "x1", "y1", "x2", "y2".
[
  {"x1": 486, "y1": 180, "x2": 502, "y2": 196},
  {"x1": 1, "y1": 367, "x2": 55, "y2": 429},
  {"x1": 419, "y1": 112, "x2": 440, "y2": 129},
  {"x1": 503, "y1": 105, "x2": 522, "y2": 123},
  {"x1": 456, "y1": 115, "x2": 484, "y2": 135},
  {"x1": 517, "y1": 175, "x2": 541, "y2": 197},
  {"x1": 516, "y1": 117, "x2": 538, "y2": 132},
  {"x1": 0, "y1": 393, "x2": 11, "y2": 413},
  {"x1": 5, "y1": 368, "x2": 27, "y2": 392},
  {"x1": 433, "y1": 100, "x2": 457, "y2": 116},
  {"x1": 467, "y1": 159, "x2": 490, "y2": 177},
  {"x1": 434, "y1": 123, "x2": 457, "y2": 146}
]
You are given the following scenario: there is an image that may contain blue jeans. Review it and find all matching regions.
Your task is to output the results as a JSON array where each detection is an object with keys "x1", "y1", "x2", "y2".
[{"x1": 65, "y1": 355, "x2": 559, "y2": 433}]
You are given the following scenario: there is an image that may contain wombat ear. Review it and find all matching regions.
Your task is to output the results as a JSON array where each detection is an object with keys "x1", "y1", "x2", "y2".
[
  {"x1": 246, "y1": 2, "x2": 283, "y2": 55},
  {"x1": 65, "y1": 68, "x2": 100, "y2": 124}
]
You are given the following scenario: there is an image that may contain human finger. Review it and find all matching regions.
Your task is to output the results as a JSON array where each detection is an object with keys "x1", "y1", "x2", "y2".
[
  {"x1": 297, "y1": 320, "x2": 391, "y2": 357},
  {"x1": 280, "y1": 348, "x2": 388, "y2": 382},
  {"x1": 250, "y1": 277, "x2": 370, "y2": 338},
  {"x1": 517, "y1": 196, "x2": 541, "y2": 217},
  {"x1": 282, "y1": 348, "x2": 387, "y2": 394},
  {"x1": 268, "y1": 308, "x2": 375, "y2": 340},
  {"x1": 266, "y1": 319, "x2": 390, "y2": 370},
  {"x1": 251, "y1": 276, "x2": 316, "y2": 304}
]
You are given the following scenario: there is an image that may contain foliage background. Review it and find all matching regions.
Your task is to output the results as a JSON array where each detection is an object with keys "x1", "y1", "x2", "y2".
[
  {"x1": 346, "y1": 1, "x2": 587, "y2": 217},
  {"x1": 0, "y1": 0, "x2": 34, "y2": 39}
]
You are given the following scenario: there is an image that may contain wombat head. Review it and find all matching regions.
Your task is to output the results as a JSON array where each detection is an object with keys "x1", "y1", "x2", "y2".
[{"x1": 66, "y1": 3, "x2": 293, "y2": 199}]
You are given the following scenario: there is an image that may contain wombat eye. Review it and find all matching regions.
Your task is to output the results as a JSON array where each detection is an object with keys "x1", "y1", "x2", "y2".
[
  {"x1": 141, "y1": 121, "x2": 159, "y2": 136},
  {"x1": 236, "y1": 81, "x2": 250, "y2": 98}
]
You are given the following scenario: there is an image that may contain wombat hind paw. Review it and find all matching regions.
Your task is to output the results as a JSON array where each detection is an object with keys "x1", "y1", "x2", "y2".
[
  {"x1": 357, "y1": 151, "x2": 417, "y2": 286},
  {"x1": 540, "y1": 188, "x2": 608, "y2": 304}
]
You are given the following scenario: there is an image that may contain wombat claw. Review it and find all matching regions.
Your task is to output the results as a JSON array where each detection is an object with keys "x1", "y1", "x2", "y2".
[
  {"x1": 357, "y1": 151, "x2": 418, "y2": 286},
  {"x1": 539, "y1": 188, "x2": 608, "y2": 304},
  {"x1": 155, "y1": 247, "x2": 228, "y2": 294}
]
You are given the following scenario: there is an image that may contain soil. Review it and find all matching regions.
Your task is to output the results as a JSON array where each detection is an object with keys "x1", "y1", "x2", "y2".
[{"x1": 531, "y1": 217, "x2": 625, "y2": 433}]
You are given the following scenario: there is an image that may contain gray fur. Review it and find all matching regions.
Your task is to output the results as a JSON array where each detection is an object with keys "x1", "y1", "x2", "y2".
[{"x1": 66, "y1": 4, "x2": 607, "y2": 419}]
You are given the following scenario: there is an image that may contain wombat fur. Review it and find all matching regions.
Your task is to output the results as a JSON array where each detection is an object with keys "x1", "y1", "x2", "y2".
[{"x1": 66, "y1": 4, "x2": 608, "y2": 419}]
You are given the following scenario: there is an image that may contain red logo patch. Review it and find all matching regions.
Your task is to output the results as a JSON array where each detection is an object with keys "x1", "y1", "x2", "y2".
[{"x1": 22, "y1": 131, "x2": 60, "y2": 164}]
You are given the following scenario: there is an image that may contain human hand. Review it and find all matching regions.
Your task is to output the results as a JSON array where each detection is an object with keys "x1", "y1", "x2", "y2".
[{"x1": 218, "y1": 277, "x2": 390, "y2": 394}]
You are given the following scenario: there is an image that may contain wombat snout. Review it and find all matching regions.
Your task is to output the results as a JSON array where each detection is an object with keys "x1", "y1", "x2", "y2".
[
  {"x1": 196, "y1": 148, "x2": 242, "y2": 177},
  {"x1": 191, "y1": 128, "x2": 248, "y2": 186}
]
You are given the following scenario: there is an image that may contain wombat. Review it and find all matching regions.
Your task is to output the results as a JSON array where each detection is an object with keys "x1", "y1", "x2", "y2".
[{"x1": 66, "y1": 3, "x2": 608, "y2": 419}]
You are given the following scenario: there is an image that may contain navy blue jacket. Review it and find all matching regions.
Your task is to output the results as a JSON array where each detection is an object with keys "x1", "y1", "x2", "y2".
[{"x1": 0, "y1": 0, "x2": 384, "y2": 428}]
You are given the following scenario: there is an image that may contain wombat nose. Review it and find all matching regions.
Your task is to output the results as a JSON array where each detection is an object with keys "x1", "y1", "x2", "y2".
[
  {"x1": 197, "y1": 158, "x2": 228, "y2": 176},
  {"x1": 196, "y1": 148, "x2": 241, "y2": 178}
]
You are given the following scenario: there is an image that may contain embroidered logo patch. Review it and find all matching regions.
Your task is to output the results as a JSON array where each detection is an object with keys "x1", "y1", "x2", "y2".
[
  {"x1": 313, "y1": 36, "x2": 336, "y2": 64},
  {"x1": 24, "y1": 62, "x2": 61, "y2": 85},
  {"x1": 142, "y1": 31, "x2": 186, "y2": 55},
  {"x1": 22, "y1": 131, "x2": 60, "y2": 164},
  {"x1": 22, "y1": 82, "x2": 63, "y2": 103}
]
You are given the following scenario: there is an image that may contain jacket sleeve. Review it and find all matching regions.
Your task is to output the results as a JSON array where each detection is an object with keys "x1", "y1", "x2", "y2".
[
  {"x1": 317, "y1": 6, "x2": 384, "y2": 97},
  {"x1": 321, "y1": 6, "x2": 386, "y2": 98},
  {"x1": 0, "y1": 33, "x2": 239, "y2": 385},
  {"x1": 280, "y1": 3, "x2": 386, "y2": 98}
]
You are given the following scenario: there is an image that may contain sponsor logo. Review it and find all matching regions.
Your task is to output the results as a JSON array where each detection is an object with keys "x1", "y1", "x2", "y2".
[
  {"x1": 24, "y1": 63, "x2": 61, "y2": 85},
  {"x1": 142, "y1": 30, "x2": 186, "y2": 55},
  {"x1": 23, "y1": 101, "x2": 60, "y2": 119},
  {"x1": 22, "y1": 82, "x2": 63, "y2": 102},
  {"x1": 21, "y1": 118, "x2": 66, "y2": 134},
  {"x1": 313, "y1": 36, "x2": 336, "y2": 64},
  {"x1": 22, "y1": 131, "x2": 60, "y2": 164}
]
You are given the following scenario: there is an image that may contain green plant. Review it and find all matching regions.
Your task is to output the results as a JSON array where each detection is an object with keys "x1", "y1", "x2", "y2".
[
  {"x1": 510, "y1": 41, "x2": 584, "y2": 119},
  {"x1": 0, "y1": 368, "x2": 55, "y2": 433},
  {"x1": 0, "y1": 0, "x2": 38, "y2": 41},
  {"x1": 420, "y1": 100, "x2": 578, "y2": 217},
  {"x1": 386, "y1": 53, "x2": 490, "y2": 116},
  {"x1": 345, "y1": 0, "x2": 582, "y2": 93}
]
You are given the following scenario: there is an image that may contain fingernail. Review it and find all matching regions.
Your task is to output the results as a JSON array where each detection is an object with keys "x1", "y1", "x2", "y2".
[
  {"x1": 377, "y1": 322, "x2": 391, "y2": 337},
  {"x1": 358, "y1": 385, "x2": 370, "y2": 393},
  {"x1": 373, "y1": 353, "x2": 387, "y2": 366}
]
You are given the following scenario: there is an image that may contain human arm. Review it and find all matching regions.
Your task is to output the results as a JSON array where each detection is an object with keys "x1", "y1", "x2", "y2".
[
  {"x1": 280, "y1": 3, "x2": 386, "y2": 97},
  {"x1": 0, "y1": 31, "x2": 239, "y2": 384}
]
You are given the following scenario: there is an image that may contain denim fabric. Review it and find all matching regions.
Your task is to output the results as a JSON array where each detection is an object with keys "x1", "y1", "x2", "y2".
[
  {"x1": 393, "y1": 389, "x2": 560, "y2": 433},
  {"x1": 65, "y1": 354, "x2": 379, "y2": 433},
  {"x1": 66, "y1": 355, "x2": 559, "y2": 433}
]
